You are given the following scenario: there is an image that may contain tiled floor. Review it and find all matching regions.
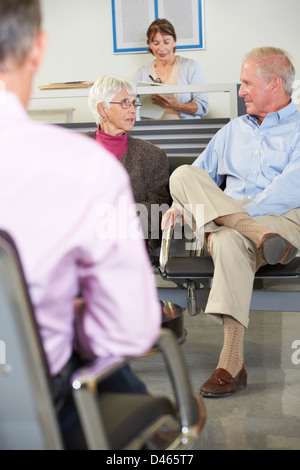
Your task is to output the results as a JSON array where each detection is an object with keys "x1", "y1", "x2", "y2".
[{"x1": 131, "y1": 277, "x2": 300, "y2": 450}]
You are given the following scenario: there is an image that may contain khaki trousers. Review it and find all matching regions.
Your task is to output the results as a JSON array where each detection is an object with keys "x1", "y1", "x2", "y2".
[{"x1": 170, "y1": 165, "x2": 300, "y2": 328}]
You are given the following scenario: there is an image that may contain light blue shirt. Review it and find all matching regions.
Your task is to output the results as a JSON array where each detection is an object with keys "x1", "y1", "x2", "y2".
[{"x1": 192, "y1": 101, "x2": 300, "y2": 217}]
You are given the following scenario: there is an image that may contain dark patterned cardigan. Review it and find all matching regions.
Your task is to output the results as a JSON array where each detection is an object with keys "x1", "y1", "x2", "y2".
[{"x1": 87, "y1": 132, "x2": 170, "y2": 245}]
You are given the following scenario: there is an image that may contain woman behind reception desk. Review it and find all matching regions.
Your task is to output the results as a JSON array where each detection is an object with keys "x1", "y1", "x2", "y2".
[{"x1": 134, "y1": 18, "x2": 209, "y2": 120}]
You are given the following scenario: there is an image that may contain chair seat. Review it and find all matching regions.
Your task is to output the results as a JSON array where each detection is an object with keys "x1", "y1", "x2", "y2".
[
  {"x1": 165, "y1": 256, "x2": 300, "y2": 279},
  {"x1": 255, "y1": 258, "x2": 300, "y2": 277},
  {"x1": 99, "y1": 393, "x2": 178, "y2": 449}
]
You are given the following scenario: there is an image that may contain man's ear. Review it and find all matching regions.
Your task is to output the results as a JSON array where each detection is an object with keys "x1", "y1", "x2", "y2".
[
  {"x1": 27, "y1": 30, "x2": 48, "y2": 76},
  {"x1": 271, "y1": 76, "x2": 282, "y2": 94}
]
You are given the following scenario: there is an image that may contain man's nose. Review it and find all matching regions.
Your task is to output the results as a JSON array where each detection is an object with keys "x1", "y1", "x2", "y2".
[{"x1": 239, "y1": 84, "x2": 246, "y2": 97}]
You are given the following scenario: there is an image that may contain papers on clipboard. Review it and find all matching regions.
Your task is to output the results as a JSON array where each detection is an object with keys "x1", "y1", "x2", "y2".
[
  {"x1": 136, "y1": 81, "x2": 173, "y2": 119},
  {"x1": 136, "y1": 81, "x2": 162, "y2": 87}
]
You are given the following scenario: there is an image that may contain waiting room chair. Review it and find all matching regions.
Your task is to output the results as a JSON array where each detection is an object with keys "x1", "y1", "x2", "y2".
[
  {"x1": 157, "y1": 219, "x2": 300, "y2": 316},
  {"x1": 0, "y1": 229, "x2": 205, "y2": 450}
]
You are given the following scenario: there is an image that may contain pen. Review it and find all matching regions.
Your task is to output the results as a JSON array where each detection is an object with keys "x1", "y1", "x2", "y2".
[{"x1": 149, "y1": 75, "x2": 162, "y2": 84}]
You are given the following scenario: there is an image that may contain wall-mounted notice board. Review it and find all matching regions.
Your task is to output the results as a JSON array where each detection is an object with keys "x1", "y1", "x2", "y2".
[{"x1": 111, "y1": 0, "x2": 205, "y2": 53}]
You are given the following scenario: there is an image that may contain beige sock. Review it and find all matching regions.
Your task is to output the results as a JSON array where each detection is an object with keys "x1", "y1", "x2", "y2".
[
  {"x1": 224, "y1": 212, "x2": 270, "y2": 248},
  {"x1": 217, "y1": 315, "x2": 245, "y2": 377}
]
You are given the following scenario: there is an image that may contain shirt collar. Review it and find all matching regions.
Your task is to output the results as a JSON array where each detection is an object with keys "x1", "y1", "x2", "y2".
[
  {"x1": 247, "y1": 100, "x2": 296, "y2": 127},
  {"x1": 0, "y1": 90, "x2": 29, "y2": 119}
]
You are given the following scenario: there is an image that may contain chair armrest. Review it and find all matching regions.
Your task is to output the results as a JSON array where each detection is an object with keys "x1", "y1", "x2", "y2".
[
  {"x1": 71, "y1": 356, "x2": 127, "y2": 393},
  {"x1": 71, "y1": 329, "x2": 205, "y2": 448},
  {"x1": 159, "y1": 219, "x2": 175, "y2": 274},
  {"x1": 71, "y1": 330, "x2": 195, "y2": 422},
  {"x1": 159, "y1": 219, "x2": 203, "y2": 276},
  {"x1": 71, "y1": 356, "x2": 129, "y2": 449}
]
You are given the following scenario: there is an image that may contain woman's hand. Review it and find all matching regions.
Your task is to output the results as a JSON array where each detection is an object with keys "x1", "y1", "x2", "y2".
[
  {"x1": 151, "y1": 93, "x2": 198, "y2": 115},
  {"x1": 151, "y1": 93, "x2": 178, "y2": 109}
]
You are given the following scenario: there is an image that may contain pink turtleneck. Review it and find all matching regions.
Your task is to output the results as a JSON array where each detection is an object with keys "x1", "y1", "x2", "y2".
[{"x1": 95, "y1": 127, "x2": 128, "y2": 159}]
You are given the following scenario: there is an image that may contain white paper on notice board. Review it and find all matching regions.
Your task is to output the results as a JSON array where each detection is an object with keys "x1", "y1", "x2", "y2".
[{"x1": 111, "y1": 0, "x2": 205, "y2": 53}]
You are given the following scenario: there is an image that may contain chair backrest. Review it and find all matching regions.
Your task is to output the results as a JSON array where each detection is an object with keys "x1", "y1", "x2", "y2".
[{"x1": 0, "y1": 230, "x2": 63, "y2": 450}]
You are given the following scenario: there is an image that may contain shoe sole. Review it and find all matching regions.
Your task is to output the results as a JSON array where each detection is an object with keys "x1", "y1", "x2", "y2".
[{"x1": 261, "y1": 236, "x2": 298, "y2": 265}]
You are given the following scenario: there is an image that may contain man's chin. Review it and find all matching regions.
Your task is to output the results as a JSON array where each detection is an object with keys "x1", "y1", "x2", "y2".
[{"x1": 244, "y1": 103, "x2": 254, "y2": 115}]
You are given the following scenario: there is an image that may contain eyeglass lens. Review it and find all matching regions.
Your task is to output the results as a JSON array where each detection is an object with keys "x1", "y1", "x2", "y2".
[
  {"x1": 110, "y1": 99, "x2": 141, "y2": 109},
  {"x1": 121, "y1": 99, "x2": 141, "y2": 109}
]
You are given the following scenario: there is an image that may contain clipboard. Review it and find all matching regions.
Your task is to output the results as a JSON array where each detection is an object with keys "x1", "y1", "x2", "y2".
[{"x1": 136, "y1": 82, "x2": 173, "y2": 119}]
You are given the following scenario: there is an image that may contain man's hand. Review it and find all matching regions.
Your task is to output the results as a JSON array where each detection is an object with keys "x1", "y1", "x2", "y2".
[{"x1": 161, "y1": 206, "x2": 183, "y2": 230}]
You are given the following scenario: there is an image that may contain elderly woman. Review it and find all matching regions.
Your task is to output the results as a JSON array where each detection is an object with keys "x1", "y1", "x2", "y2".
[
  {"x1": 88, "y1": 75, "x2": 170, "y2": 251},
  {"x1": 134, "y1": 18, "x2": 209, "y2": 120}
]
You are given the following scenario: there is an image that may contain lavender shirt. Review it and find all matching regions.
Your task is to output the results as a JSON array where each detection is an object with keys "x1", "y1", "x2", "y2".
[{"x1": 0, "y1": 92, "x2": 161, "y2": 376}]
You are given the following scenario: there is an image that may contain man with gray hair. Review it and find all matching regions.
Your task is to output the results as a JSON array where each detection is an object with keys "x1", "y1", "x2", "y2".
[
  {"x1": 162, "y1": 46, "x2": 300, "y2": 398},
  {"x1": 0, "y1": 0, "x2": 162, "y2": 448}
]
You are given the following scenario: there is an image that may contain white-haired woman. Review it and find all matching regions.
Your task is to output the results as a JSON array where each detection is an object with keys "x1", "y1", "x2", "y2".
[{"x1": 88, "y1": 75, "x2": 170, "y2": 252}]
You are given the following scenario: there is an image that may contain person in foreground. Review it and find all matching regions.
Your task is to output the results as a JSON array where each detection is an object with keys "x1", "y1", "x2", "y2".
[
  {"x1": 0, "y1": 0, "x2": 161, "y2": 448},
  {"x1": 134, "y1": 18, "x2": 209, "y2": 120},
  {"x1": 88, "y1": 75, "x2": 170, "y2": 250},
  {"x1": 162, "y1": 46, "x2": 300, "y2": 398}
]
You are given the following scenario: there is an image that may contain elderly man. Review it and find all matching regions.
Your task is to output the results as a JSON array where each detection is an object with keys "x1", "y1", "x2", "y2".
[{"x1": 163, "y1": 47, "x2": 300, "y2": 397}]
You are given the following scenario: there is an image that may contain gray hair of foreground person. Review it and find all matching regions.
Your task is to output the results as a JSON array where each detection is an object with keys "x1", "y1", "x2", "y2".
[
  {"x1": 0, "y1": 0, "x2": 41, "y2": 71},
  {"x1": 243, "y1": 46, "x2": 295, "y2": 96},
  {"x1": 89, "y1": 75, "x2": 137, "y2": 126}
]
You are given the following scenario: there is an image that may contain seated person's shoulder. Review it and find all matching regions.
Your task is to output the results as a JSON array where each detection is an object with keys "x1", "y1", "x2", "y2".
[
  {"x1": 84, "y1": 130, "x2": 96, "y2": 139},
  {"x1": 128, "y1": 136, "x2": 169, "y2": 171},
  {"x1": 128, "y1": 135, "x2": 167, "y2": 158}
]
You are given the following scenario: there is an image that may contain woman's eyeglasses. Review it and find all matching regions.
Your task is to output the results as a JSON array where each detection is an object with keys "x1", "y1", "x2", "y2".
[{"x1": 110, "y1": 99, "x2": 142, "y2": 110}]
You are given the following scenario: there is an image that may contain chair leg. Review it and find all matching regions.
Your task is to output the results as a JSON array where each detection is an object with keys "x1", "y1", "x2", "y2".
[{"x1": 187, "y1": 281, "x2": 198, "y2": 316}]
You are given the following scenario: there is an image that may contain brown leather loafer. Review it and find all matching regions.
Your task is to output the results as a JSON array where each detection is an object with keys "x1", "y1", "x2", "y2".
[
  {"x1": 259, "y1": 233, "x2": 298, "y2": 265},
  {"x1": 200, "y1": 365, "x2": 247, "y2": 398}
]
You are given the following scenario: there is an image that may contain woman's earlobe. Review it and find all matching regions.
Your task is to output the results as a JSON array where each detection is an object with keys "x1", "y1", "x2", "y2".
[
  {"x1": 97, "y1": 102, "x2": 103, "y2": 114},
  {"x1": 97, "y1": 102, "x2": 106, "y2": 117},
  {"x1": 97, "y1": 103, "x2": 107, "y2": 123}
]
